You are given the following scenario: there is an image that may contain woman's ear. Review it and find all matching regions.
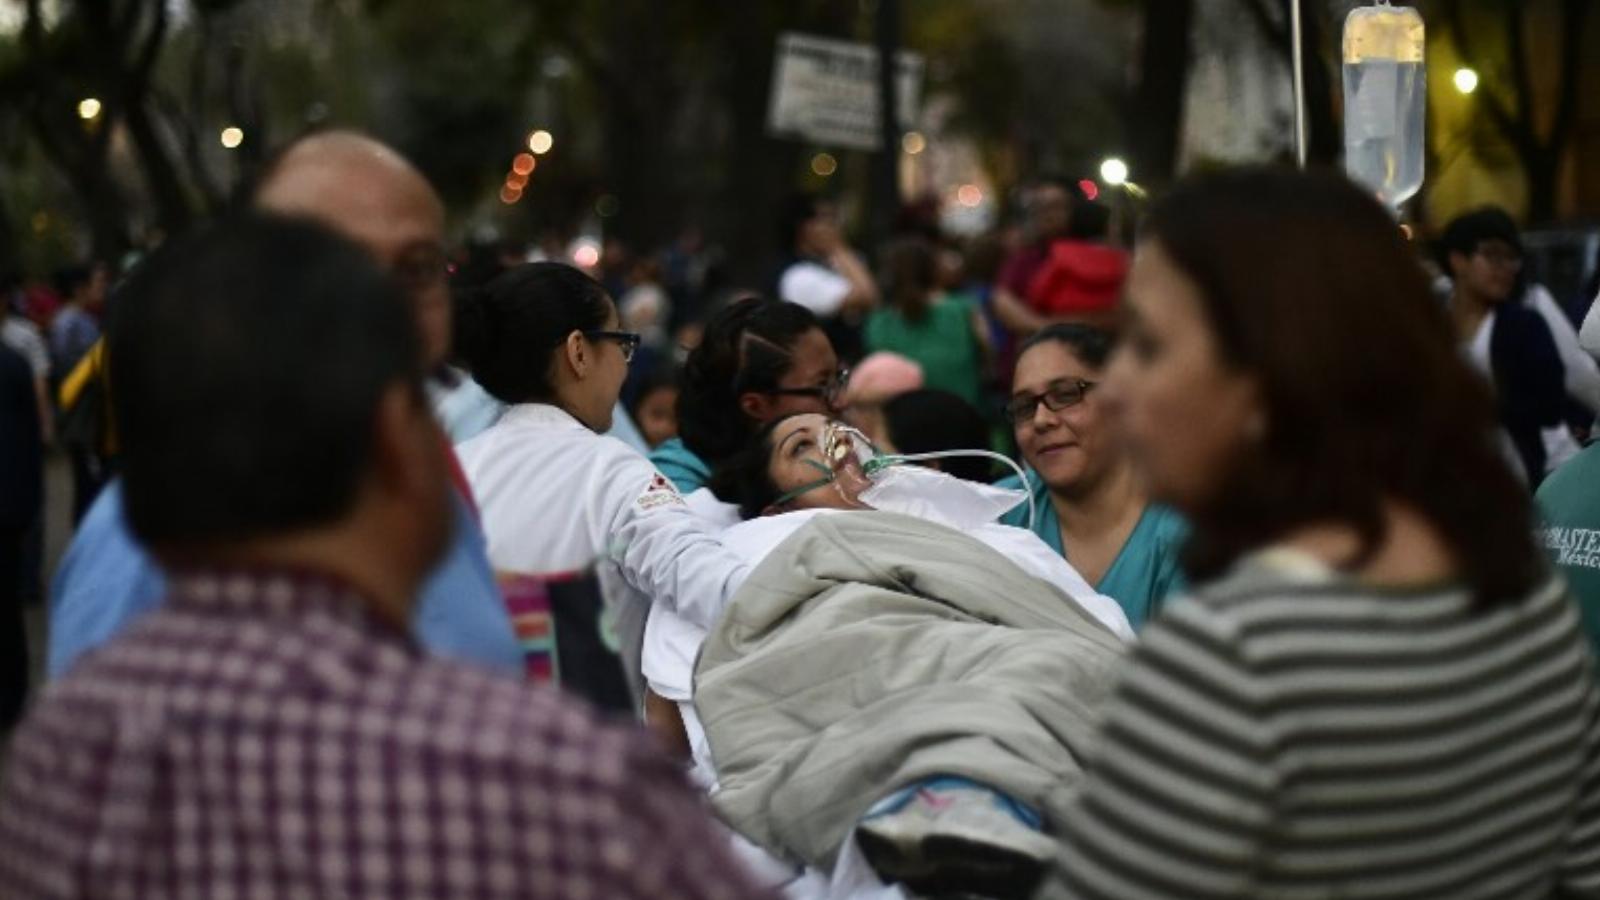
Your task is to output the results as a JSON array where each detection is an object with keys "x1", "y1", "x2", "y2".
[
  {"x1": 738, "y1": 390, "x2": 772, "y2": 422},
  {"x1": 564, "y1": 330, "x2": 588, "y2": 380}
]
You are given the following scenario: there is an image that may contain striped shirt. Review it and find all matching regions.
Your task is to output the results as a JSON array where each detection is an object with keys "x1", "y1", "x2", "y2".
[{"x1": 1061, "y1": 550, "x2": 1600, "y2": 899}]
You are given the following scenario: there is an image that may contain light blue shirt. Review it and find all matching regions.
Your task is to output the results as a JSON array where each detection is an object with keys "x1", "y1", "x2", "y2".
[
  {"x1": 648, "y1": 437, "x2": 713, "y2": 494},
  {"x1": 997, "y1": 469, "x2": 1188, "y2": 631},
  {"x1": 48, "y1": 480, "x2": 523, "y2": 678},
  {"x1": 433, "y1": 371, "x2": 648, "y2": 453}
]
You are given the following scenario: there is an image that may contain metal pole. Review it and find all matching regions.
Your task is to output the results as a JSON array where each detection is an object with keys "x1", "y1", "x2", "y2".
[
  {"x1": 875, "y1": 0, "x2": 903, "y2": 242},
  {"x1": 1290, "y1": 0, "x2": 1308, "y2": 168}
]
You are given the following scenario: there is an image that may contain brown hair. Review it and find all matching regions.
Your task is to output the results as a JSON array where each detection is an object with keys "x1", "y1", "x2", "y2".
[
  {"x1": 1143, "y1": 167, "x2": 1544, "y2": 607},
  {"x1": 880, "y1": 237, "x2": 938, "y2": 324}
]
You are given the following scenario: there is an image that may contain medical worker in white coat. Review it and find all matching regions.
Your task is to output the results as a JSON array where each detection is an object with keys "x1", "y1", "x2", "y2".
[{"x1": 453, "y1": 262, "x2": 750, "y2": 634}]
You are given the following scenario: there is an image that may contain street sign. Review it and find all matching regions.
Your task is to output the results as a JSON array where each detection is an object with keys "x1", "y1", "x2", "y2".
[{"x1": 767, "y1": 32, "x2": 923, "y2": 152}]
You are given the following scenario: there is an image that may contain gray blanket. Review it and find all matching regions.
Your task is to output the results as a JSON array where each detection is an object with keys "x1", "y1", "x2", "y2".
[{"x1": 693, "y1": 511, "x2": 1127, "y2": 872}]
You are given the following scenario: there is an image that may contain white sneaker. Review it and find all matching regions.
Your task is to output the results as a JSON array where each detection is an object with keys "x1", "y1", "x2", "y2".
[{"x1": 855, "y1": 780, "x2": 1055, "y2": 898}]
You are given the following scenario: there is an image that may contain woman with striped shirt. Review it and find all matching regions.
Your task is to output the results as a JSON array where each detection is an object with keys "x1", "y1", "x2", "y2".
[{"x1": 1060, "y1": 168, "x2": 1600, "y2": 898}]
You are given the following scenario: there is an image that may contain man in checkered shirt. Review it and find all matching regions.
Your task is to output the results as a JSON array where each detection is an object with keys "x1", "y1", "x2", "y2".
[{"x1": 0, "y1": 215, "x2": 769, "y2": 900}]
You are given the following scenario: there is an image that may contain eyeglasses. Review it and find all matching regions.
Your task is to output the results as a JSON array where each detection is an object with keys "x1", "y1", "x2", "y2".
[
  {"x1": 584, "y1": 330, "x2": 642, "y2": 363},
  {"x1": 768, "y1": 368, "x2": 850, "y2": 407},
  {"x1": 390, "y1": 243, "x2": 450, "y2": 294},
  {"x1": 1473, "y1": 246, "x2": 1523, "y2": 268},
  {"x1": 1005, "y1": 379, "x2": 1096, "y2": 423}
]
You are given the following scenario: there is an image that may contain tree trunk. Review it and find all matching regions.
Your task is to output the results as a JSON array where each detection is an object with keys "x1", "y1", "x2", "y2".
[
  {"x1": 122, "y1": 101, "x2": 194, "y2": 235},
  {"x1": 1525, "y1": 146, "x2": 1560, "y2": 225},
  {"x1": 1131, "y1": 0, "x2": 1194, "y2": 183}
]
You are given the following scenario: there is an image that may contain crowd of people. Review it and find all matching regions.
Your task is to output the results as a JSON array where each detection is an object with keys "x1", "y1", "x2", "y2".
[{"x1": 0, "y1": 129, "x2": 1596, "y2": 899}]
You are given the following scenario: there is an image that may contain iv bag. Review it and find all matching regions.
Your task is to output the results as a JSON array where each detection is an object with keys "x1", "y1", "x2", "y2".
[{"x1": 1342, "y1": 2, "x2": 1426, "y2": 208}]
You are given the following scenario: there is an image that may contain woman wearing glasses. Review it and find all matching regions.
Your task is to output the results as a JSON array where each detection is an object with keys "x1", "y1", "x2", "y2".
[
  {"x1": 651, "y1": 296, "x2": 846, "y2": 495},
  {"x1": 454, "y1": 262, "x2": 752, "y2": 640},
  {"x1": 996, "y1": 324, "x2": 1186, "y2": 631}
]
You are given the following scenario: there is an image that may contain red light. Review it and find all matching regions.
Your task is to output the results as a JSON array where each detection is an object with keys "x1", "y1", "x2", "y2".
[{"x1": 1078, "y1": 179, "x2": 1100, "y2": 201}]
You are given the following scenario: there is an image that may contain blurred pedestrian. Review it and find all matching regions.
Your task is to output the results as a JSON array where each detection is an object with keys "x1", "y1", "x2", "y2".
[
  {"x1": 0, "y1": 215, "x2": 769, "y2": 899},
  {"x1": 838, "y1": 350, "x2": 923, "y2": 450},
  {"x1": 47, "y1": 262, "x2": 105, "y2": 384},
  {"x1": 48, "y1": 131, "x2": 522, "y2": 678},
  {"x1": 776, "y1": 194, "x2": 878, "y2": 361},
  {"x1": 1023, "y1": 198, "x2": 1127, "y2": 329},
  {"x1": 990, "y1": 177, "x2": 1075, "y2": 342},
  {"x1": 0, "y1": 316, "x2": 42, "y2": 733},
  {"x1": 997, "y1": 324, "x2": 1186, "y2": 630},
  {"x1": 1, "y1": 284, "x2": 51, "y2": 442},
  {"x1": 1059, "y1": 167, "x2": 1600, "y2": 898},
  {"x1": 1440, "y1": 207, "x2": 1569, "y2": 483},
  {"x1": 630, "y1": 368, "x2": 680, "y2": 450},
  {"x1": 865, "y1": 236, "x2": 989, "y2": 408},
  {"x1": 881, "y1": 388, "x2": 994, "y2": 483},
  {"x1": 1537, "y1": 444, "x2": 1600, "y2": 662}
]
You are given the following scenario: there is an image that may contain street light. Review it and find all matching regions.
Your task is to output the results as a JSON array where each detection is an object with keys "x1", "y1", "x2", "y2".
[
  {"x1": 1453, "y1": 67, "x2": 1479, "y2": 95},
  {"x1": 1099, "y1": 157, "x2": 1129, "y2": 187},
  {"x1": 220, "y1": 127, "x2": 244, "y2": 149},
  {"x1": 528, "y1": 130, "x2": 554, "y2": 155},
  {"x1": 77, "y1": 98, "x2": 101, "y2": 120}
]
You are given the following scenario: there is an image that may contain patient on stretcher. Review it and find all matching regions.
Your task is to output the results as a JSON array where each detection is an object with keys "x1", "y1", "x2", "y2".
[{"x1": 641, "y1": 413, "x2": 1131, "y2": 898}]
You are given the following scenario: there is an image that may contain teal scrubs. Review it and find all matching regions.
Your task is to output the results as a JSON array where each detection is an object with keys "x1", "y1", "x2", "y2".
[
  {"x1": 1535, "y1": 443, "x2": 1600, "y2": 659},
  {"x1": 649, "y1": 437, "x2": 713, "y2": 493},
  {"x1": 997, "y1": 470, "x2": 1187, "y2": 630}
]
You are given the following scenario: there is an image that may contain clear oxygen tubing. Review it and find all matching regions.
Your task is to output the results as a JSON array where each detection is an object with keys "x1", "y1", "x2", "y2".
[{"x1": 861, "y1": 449, "x2": 1037, "y2": 533}]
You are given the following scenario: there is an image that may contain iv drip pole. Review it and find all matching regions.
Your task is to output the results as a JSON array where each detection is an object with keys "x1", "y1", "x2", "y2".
[{"x1": 1290, "y1": 0, "x2": 1308, "y2": 168}]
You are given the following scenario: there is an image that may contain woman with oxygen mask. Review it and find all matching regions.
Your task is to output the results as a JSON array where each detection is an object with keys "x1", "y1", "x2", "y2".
[
  {"x1": 642, "y1": 411, "x2": 1132, "y2": 898},
  {"x1": 760, "y1": 417, "x2": 1037, "y2": 531}
]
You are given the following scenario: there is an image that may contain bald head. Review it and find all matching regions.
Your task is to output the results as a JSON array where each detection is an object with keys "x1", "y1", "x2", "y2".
[{"x1": 254, "y1": 131, "x2": 452, "y2": 369}]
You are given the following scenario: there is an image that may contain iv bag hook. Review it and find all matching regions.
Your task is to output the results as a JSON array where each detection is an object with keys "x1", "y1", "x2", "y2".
[{"x1": 1291, "y1": 0, "x2": 1308, "y2": 168}]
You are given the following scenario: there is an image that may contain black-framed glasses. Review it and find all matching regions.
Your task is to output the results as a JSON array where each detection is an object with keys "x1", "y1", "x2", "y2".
[
  {"x1": 1005, "y1": 379, "x2": 1097, "y2": 423},
  {"x1": 768, "y1": 367, "x2": 850, "y2": 407},
  {"x1": 1473, "y1": 246, "x2": 1523, "y2": 268},
  {"x1": 390, "y1": 243, "x2": 450, "y2": 294},
  {"x1": 584, "y1": 330, "x2": 642, "y2": 363}
]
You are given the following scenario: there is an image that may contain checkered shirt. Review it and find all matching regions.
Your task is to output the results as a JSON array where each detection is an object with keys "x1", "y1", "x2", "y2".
[{"x1": 0, "y1": 568, "x2": 769, "y2": 900}]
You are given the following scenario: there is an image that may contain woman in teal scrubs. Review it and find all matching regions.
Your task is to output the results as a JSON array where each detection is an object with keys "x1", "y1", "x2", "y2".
[
  {"x1": 651, "y1": 296, "x2": 845, "y2": 492},
  {"x1": 997, "y1": 324, "x2": 1186, "y2": 629}
]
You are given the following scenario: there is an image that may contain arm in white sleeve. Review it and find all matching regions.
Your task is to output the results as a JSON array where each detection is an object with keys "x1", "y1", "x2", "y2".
[
  {"x1": 778, "y1": 262, "x2": 852, "y2": 318},
  {"x1": 600, "y1": 448, "x2": 752, "y2": 630},
  {"x1": 1529, "y1": 284, "x2": 1600, "y2": 413},
  {"x1": 1580, "y1": 290, "x2": 1600, "y2": 366}
]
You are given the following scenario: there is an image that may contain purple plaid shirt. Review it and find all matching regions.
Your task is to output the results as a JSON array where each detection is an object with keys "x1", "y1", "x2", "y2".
[{"x1": 0, "y1": 567, "x2": 769, "y2": 899}]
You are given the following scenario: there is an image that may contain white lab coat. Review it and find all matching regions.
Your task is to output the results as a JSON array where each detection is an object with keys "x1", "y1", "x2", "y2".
[{"x1": 456, "y1": 403, "x2": 750, "y2": 630}]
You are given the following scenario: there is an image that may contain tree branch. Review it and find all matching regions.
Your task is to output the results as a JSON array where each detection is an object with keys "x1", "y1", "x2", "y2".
[
  {"x1": 1239, "y1": 0, "x2": 1288, "y2": 60},
  {"x1": 1439, "y1": 0, "x2": 1524, "y2": 148},
  {"x1": 1548, "y1": 0, "x2": 1589, "y2": 152},
  {"x1": 1503, "y1": 2, "x2": 1536, "y2": 139}
]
